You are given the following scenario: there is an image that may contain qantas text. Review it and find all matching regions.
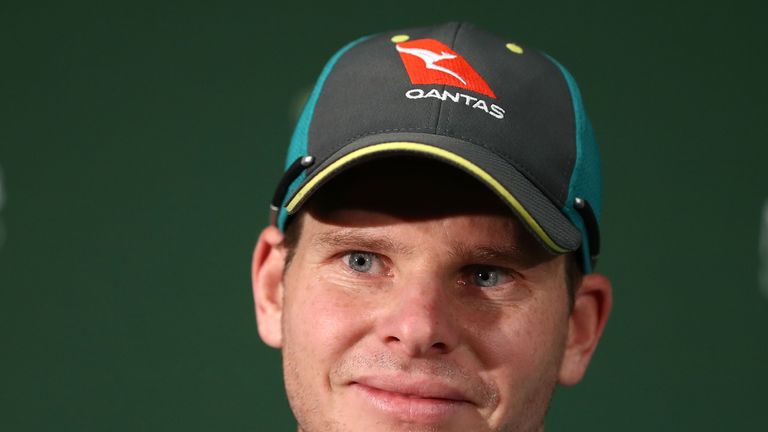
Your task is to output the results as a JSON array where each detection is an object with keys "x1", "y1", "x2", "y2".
[{"x1": 405, "y1": 88, "x2": 505, "y2": 119}]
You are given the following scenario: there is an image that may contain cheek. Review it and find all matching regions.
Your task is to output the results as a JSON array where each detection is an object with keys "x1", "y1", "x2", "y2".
[
  {"x1": 280, "y1": 274, "x2": 375, "y2": 430},
  {"x1": 482, "y1": 310, "x2": 567, "y2": 430},
  {"x1": 467, "y1": 299, "x2": 570, "y2": 411},
  {"x1": 489, "y1": 311, "x2": 567, "y2": 369},
  {"x1": 282, "y1": 273, "x2": 373, "y2": 370}
]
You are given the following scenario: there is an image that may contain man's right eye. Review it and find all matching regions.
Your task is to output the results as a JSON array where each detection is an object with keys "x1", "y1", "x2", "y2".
[{"x1": 343, "y1": 251, "x2": 376, "y2": 273}]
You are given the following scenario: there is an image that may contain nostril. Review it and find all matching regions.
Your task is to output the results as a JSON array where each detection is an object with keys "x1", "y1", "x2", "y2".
[{"x1": 432, "y1": 341, "x2": 447, "y2": 351}]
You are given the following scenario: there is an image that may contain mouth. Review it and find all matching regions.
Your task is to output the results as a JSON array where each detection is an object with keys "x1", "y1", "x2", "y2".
[{"x1": 349, "y1": 376, "x2": 475, "y2": 423}]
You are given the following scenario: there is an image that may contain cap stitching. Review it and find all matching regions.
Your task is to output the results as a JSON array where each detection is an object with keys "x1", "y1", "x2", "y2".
[{"x1": 340, "y1": 127, "x2": 441, "y2": 145}]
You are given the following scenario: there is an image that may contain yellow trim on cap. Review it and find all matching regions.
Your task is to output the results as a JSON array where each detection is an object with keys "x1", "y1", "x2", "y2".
[{"x1": 285, "y1": 142, "x2": 568, "y2": 253}]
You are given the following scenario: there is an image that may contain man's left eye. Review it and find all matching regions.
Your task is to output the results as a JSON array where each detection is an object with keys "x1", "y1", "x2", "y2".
[{"x1": 469, "y1": 266, "x2": 509, "y2": 288}]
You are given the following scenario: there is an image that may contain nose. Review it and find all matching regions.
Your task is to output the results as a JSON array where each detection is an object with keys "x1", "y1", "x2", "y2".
[{"x1": 376, "y1": 276, "x2": 459, "y2": 357}]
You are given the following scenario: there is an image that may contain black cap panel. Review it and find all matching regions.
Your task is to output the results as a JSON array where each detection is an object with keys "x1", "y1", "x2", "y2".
[{"x1": 307, "y1": 23, "x2": 576, "y2": 208}]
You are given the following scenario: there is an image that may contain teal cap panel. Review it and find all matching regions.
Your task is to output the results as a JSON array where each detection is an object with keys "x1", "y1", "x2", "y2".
[
  {"x1": 546, "y1": 55, "x2": 603, "y2": 273},
  {"x1": 277, "y1": 35, "x2": 371, "y2": 230}
]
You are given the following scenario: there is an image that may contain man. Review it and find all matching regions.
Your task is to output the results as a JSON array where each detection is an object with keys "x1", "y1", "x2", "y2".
[{"x1": 251, "y1": 22, "x2": 612, "y2": 432}]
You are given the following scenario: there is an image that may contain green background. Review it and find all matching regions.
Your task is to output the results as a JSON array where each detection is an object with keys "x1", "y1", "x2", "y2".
[{"x1": 1, "y1": 1, "x2": 766, "y2": 430}]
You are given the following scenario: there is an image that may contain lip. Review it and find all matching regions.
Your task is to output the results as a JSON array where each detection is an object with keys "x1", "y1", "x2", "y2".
[{"x1": 350, "y1": 375, "x2": 474, "y2": 423}]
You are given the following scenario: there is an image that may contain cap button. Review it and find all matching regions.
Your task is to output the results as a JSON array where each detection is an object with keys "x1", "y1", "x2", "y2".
[
  {"x1": 300, "y1": 156, "x2": 315, "y2": 167},
  {"x1": 506, "y1": 43, "x2": 524, "y2": 54}
]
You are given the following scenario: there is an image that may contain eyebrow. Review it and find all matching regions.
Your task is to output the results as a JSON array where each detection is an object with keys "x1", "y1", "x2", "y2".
[
  {"x1": 312, "y1": 229, "x2": 416, "y2": 256},
  {"x1": 448, "y1": 243, "x2": 525, "y2": 265}
]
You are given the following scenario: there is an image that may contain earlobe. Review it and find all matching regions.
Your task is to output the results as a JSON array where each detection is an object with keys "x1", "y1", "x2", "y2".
[
  {"x1": 251, "y1": 225, "x2": 287, "y2": 348},
  {"x1": 558, "y1": 272, "x2": 613, "y2": 386}
]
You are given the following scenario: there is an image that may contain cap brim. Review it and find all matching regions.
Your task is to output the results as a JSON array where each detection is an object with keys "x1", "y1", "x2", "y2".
[{"x1": 284, "y1": 132, "x2": 581, "y2": 253}]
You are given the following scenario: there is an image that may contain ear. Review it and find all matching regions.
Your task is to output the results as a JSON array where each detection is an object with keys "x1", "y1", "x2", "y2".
[
  {"x1": 251, "y1": 225, "x2": 287, "y2": 348},
  {"x1": 558, "y1": 272, "x2": 613, "y2": 385}
]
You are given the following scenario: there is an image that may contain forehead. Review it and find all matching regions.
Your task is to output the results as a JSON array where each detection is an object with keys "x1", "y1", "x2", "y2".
[{"x1": 296, "y1": 157, "x2": 553, "y2": 260}]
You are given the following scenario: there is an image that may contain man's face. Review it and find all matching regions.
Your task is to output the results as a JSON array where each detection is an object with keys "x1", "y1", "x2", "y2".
[{"x1": 254, "y1": 159, "x2": 607, "y2": 432}]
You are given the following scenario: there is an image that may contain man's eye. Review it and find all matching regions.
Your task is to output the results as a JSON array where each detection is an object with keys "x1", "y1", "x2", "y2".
[
  {"x1": 469, "y1": 266, "x2": 509, "y2": 288},
  {"x1": 344, "y1": 252, "x2": 376, "y2": 273}
]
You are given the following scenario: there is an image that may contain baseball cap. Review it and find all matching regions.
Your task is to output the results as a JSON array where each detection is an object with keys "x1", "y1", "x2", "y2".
[{"x1": 269, "y1": 22, "x2": 603, "y2": 273}]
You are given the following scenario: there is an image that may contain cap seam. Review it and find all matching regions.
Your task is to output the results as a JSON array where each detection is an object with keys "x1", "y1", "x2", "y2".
[{"x1": 437, "y1": 22, "x2": 464, "y2": 135}]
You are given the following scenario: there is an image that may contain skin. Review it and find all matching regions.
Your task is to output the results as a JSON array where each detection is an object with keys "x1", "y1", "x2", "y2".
[{"x1": 252, "y1": 158, "x2": 612, "y2": 432}]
